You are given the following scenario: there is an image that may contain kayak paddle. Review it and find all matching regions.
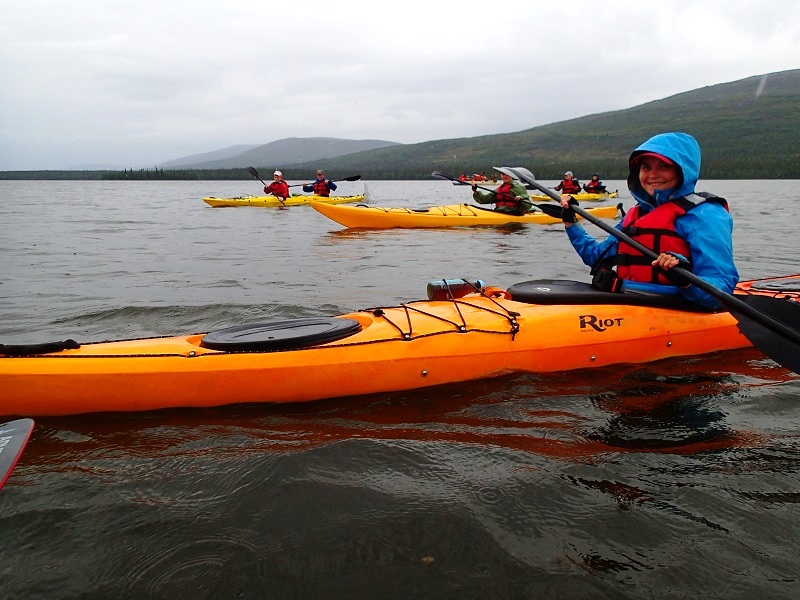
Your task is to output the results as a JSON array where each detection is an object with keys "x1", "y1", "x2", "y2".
[
  {"x1": 0, "y1": 418, "x2": 34, "y2": 491},
  {"x1": 507, "y1": 166, "x2": 800, "y2": 375},
  {"x1": 247, "y1": 166, "x2": 287, "y2": 206},
  {"x1": 288, "y1": 174, "x2": 362, "y2": 188},
  {"x1": 431, "y1": 170, "x2": 561, "y2": 215}
]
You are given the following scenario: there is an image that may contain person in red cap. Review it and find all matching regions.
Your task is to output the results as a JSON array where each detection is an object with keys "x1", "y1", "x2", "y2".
[
  {"x1": 302, "y1": 169, "x2": 338, "y2": 197},
  {"x1": 559, "y1": 132, "x2": 738, "y2": 308},
  {"x1": 264, "y1": 170, "x2": 289, "y2": 200}
]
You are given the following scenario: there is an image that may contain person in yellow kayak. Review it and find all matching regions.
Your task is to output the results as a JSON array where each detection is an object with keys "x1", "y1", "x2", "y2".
[
  {"x1": 559, "y1": 132, "x2": 738, "y2": 309},
  {"x1": 263, "y1": 170, "x2": 290, "y2": 200},
  {"x1": 471, "y1": 167, "x2": 534, "y2": 215},
  {"x1": 555, "y1": 171, "x2": 581, "y2": 194},
  {"x1": 302, "y1": 169, "x2": 338, "y2": 197},
  {"x1": 582, "y1": 173, "x2": 607, "y2": 194}
]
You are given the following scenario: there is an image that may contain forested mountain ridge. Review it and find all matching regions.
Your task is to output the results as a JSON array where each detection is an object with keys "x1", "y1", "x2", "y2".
[
  {"x1": 307, "y1": 69, "x2": 800, "y2": 180},
  {"x1": 3, "y1": 69, "x2": 797, "y2": 180}
]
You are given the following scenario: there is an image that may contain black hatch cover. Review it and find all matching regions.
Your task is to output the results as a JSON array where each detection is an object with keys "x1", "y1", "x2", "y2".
[{"x1": 200, "y1": 317, "x2": 362, "y2": 351}]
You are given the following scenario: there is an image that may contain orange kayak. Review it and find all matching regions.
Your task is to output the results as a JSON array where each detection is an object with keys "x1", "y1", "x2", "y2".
[{"x1": 1, "y1": 275, "x2": 798, "y2": 417}]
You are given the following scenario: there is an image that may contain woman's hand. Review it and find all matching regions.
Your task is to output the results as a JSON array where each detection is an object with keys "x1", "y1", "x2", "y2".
[
  {"x1": 559, "y1": 195, "x2": 577, "y2": 224},
  {"x1": 652, "y1": 252, "x2": 680, "y2": 270},
  {"x1": 653, "y1": 252, "x2": 692, "y2": 287}
]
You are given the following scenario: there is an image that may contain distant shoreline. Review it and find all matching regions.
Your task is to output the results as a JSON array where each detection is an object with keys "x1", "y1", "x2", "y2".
[{"x1": 1, "y1": 171, "x2": 797, "y2": 181}]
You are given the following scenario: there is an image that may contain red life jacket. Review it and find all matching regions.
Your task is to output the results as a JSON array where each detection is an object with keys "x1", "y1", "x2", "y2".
[
  {"x1": 493, "y1": 182, "x2": 521, "y2": 209},
  {"x1": 313, "y1": 180, "x2": 331, "y2": 196},
  {"x1": 585, "y1": 179, "x2": 603, "y2": 192},
  {"x1": 615, "y1": 194, "x2": 729, "y2": 284},
  {"x1": 558, "y1": 179, "x2": 581, "y2": 194},
  {"x1": 267, "y1": 180, "x2": 289, "y2": 198}
]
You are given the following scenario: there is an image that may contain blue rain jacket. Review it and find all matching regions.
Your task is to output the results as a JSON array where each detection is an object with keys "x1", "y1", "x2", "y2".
[{"x1": 565, "y1": 132, "x2": 739, "y2": 309}]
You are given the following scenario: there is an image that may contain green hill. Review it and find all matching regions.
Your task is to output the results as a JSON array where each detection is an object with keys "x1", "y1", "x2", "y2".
[{"x1": 294, "y1": 69, "x2": 800, "y2": 180}]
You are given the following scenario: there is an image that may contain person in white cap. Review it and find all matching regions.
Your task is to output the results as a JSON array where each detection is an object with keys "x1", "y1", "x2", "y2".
[
  {"x1": 555, "y1": 170, "x2": 581, "y2": 194},
  {"x1": 264, "y1": 170, "x2": 289, "y2": 200}
]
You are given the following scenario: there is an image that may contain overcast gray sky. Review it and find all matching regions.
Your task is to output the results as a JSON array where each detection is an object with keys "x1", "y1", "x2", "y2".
[{"x1": 1, "y1": 0, "x2": 798, "y2": 170}]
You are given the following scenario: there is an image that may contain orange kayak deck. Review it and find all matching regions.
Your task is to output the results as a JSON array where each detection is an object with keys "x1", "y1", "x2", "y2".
[{"x1": 1, "y1": 275, "x2": 798, "y2": 416}]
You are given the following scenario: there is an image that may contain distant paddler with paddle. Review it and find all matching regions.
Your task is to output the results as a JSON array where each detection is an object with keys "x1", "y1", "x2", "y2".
[
  {"x1": 469, "y1": 167, "x2": 538, "y2": 216},
  {"x1": 302, "y1": 169, "x2": 338, "y2": 197},
  {"x1": 583, "y1": 173, "x2": 607, "y2": 194},
  {"x1": 557, "y1": 132, "x2": 738, "y2": 309}
]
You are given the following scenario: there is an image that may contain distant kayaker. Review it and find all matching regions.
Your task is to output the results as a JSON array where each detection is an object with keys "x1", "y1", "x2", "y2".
[
  {"x1": 471, "y1": 167, "x2": 536, "y2": 216},
  {"x1": 555, "y1": 171, "x2": 581, "y2": 194},
  {"x1": 583, "y1": 173, "x2": 607, "y2": 194},
  {"x1": 559, "y1": 132, "x2": 738, "y2": 309},
  {"x1": 263, "y1": 170, "x2": 290, "y2": 200},
  {"x1": 303, "y1": 169, "x2": 338, "y2": 197}
]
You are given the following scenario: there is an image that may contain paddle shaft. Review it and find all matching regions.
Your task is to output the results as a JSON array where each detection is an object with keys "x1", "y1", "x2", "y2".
[
  {"x1": 514, "y1": 172, "x2": 800, "y2": 348},
  {"x1": 288, "y1": 175, "x2": 361, "y2": 188}
]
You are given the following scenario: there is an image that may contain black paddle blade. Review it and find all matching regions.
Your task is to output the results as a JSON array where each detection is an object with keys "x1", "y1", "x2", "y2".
[
  {"x1": 534, "y1": 203, "x2": 562, "y2": 218},
  {"x1": 732, "y1": 295, "x2": 800, "y2": 373},
  {"x1": 343, "y1": 175, "x2": 362, "y2": 182},
  {"x1": 247, "y1": 166, "x2": 260, "y2": 179}
]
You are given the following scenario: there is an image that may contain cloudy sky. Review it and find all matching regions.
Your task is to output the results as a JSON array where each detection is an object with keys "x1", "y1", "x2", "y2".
[{"x1": 1, "y1": 0, "x2": 798, "y2": 170}]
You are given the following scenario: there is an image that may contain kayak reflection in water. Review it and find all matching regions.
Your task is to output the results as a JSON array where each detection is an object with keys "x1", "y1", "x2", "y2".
[
  {"x1": 470, "y1": 167, "x2": 536, "y2": 216},
  {"x1": 559, "y1": 132, "x2": 739, "y2": 309}
]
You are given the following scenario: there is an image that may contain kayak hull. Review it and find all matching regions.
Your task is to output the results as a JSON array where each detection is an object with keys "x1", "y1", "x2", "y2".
[
  {"x1": 311, "y1": 202, "x2": 620, "y2": 229},
  {"x1": 4, "y1": 275, "x2": 797, "y2": 417},
  {"x1": 203, "y1": 194, "x2": 365, "y2": 208},
  {"x1": 530, "y1": 191, "x2": 619, "y2": 202}
]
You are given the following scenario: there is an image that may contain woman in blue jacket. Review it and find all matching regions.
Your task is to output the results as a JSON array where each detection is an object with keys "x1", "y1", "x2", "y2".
[{"x1": 560, "y1": 132, "x2": 738, "y2": 309}]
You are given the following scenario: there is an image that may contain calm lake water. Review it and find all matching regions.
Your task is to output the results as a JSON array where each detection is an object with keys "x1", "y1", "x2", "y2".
[{"x1": 1, "y1": 179, "x2": 799, "y2": 599}]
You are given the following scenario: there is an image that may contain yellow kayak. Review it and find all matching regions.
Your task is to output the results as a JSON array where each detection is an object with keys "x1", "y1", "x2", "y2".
[
  {"x1": 203, "y1": 194, "x2": 365, "y2": 208},
  {"x1": 530, "y1": 190, "x2": 620, "y2": 202},
  {"x1": 311, "y1": 202, "x2": 622, "y2": 229}
]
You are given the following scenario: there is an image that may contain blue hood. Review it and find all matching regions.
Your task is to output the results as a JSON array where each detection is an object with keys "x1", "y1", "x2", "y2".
[{"x1": 627, "y1": 132, "x2": 701, "y2": 207}]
